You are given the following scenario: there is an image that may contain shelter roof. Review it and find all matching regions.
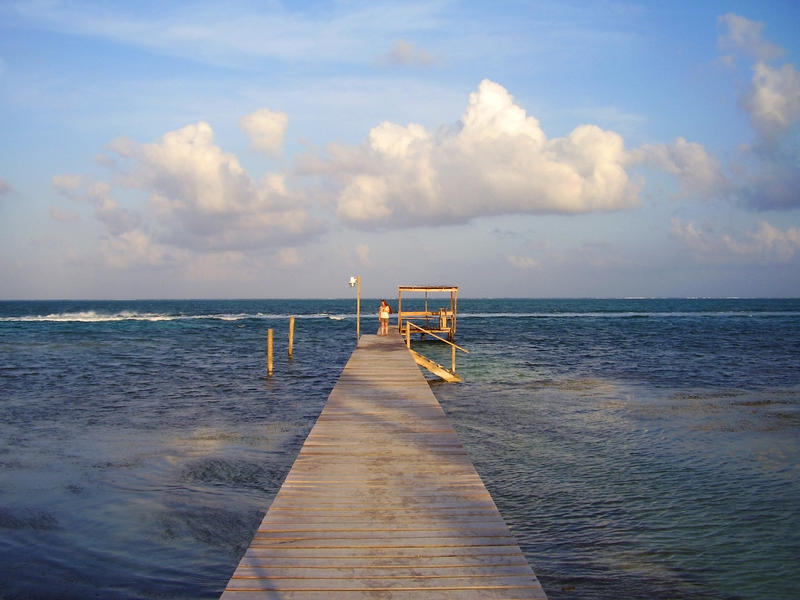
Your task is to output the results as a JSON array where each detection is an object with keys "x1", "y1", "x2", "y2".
[{"x1": 398, "y1": 286, "x2": 458, "y2": 293}]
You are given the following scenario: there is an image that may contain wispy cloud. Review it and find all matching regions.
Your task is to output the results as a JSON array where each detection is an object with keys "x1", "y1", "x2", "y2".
[
  {"x1": 49, "y1": 206, "x2": 80, "y2": 223},
  {"x1": 277, "y1": 247, "x2": 302, "y2": 267},
  {"x1": 717, "y1": 14, "x2": 799, "y2": 142},
  {"x1": 718, "y1": 13, "x2": 783, "y2": 63},
  {"x1": 629, "y1": 137, "x2": 726, "y2": 199},
  {"x1": 53, "y1": 175, "x2": 140, "y2": 235},
  {"x1": 377, "y1": 39, "x2": 435, "y2": 68},
  {"x1": 672, "y1": 218, "x2": 800, "y2": 263},
  {"x1": 506, "y1": 254, "x2": 540, "y2": 270},
  {"x1": 355, "y1": 243, "x2": 371, "y2": 266},
  {"x1": 4, "y1": 1, "x2": 447, "y2": 67},
  {"x1": 743, "y1": 62, "x2": 800, "y2": 140},
  {"x1": 569, "y1": 105, "x2": 646, "y2": 134},
  {"x1": 714, "y1": 13, "x2": 800, "y2": 210}
]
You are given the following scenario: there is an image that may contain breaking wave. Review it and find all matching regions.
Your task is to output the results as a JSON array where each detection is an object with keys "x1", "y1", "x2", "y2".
[{"x1": 0, "y1": 311, "x2": 353, "y2": 323}]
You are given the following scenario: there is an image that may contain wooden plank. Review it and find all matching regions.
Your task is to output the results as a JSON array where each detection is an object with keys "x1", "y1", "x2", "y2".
[
  {"x1": 221, "y1": 333, "x2": 547, "y2": 599},
  {"x1": 236, "y1": 554, "x2": 532, "y2": 568},
  {"x1": 222, "y1": 590, "x2": 544, "y2": 600},
  {"x1": 409, "y1": 349, "x2": 461, "y2": 382}
]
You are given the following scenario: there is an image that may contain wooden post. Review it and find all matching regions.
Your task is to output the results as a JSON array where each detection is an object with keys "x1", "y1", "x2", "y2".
[
  {"x1": 397, "y1": 288, "x2": 403, "y2": 334},
  {"x1": 348, "y1": 275, "x2": 362, "y2": 342},
  {"x1": 356, "y1": 276, "x2": 361, "y2": 340},
  {"x1": 267, "y1": 329, "x2": 274, "y2": 376},
  {"x1": 452, "y1": 343, "x2": 457, "y2": 374},
  {"x1": 405, "y1": 324, "x2": 411, "y2": 348},
  {"x1": 288, "y1": 317, "x2": 295, "y2": 357}
]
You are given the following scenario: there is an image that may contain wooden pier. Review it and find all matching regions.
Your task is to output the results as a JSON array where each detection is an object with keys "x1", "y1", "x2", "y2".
[{"x1": 221, "y1": 332, "x2": 547, "y2": 599}]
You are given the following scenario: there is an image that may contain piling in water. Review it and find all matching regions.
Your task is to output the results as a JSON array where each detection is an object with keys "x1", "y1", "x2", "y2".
[
  {"x1": 288, "y1": 316, "x2": 295, "y2": 357},
  {"x1": 267, "y1": 329, "x2": 274, "y2": 376}
]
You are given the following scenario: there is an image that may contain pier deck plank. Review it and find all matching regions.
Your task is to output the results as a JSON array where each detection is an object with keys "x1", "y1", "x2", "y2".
[{"x1": 221, "y1": 333, "x2": 547, "y2": 599}]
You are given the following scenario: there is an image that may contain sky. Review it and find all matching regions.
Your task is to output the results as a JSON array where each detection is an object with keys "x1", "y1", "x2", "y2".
[{"x1": 1, "y1": 1, "x2": 799, "y2": 299}]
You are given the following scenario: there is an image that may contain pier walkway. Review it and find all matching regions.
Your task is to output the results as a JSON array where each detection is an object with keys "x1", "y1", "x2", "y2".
[{"x1": 221, "y1": 333, "x2": 547, "y2": 599}]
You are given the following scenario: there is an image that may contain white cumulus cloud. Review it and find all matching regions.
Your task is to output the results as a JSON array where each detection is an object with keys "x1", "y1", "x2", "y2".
[
  {"x1": 327, "y1": 79, "x2": 639, "y2": 229},
  {"x1": 50, "y1": 119, "x2": 325, "y2": 274},
  {"x1": 239, "y1": 107, "x2": 289, "y2": 156},
  {"x1": 109, "y1": 121, "x2": 320, "y2": 251}
]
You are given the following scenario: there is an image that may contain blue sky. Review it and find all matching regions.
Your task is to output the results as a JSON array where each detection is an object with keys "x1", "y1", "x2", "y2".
[{"x1": 1, "y1": 1, "x2": 799, "y2": 299}]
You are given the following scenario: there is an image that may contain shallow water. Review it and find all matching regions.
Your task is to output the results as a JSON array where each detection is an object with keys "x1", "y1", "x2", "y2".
[
  {"x1": 1, "y1": 299, "x2": 798, "y2": 599},
  {"x1": 434, "y1": 301, "x2": 800, "y2": 600}
]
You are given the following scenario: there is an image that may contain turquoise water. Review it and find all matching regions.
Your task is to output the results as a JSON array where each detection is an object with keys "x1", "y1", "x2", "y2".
[{"x1": 1, "y1": 299, "x2": 798, "y2": 598}]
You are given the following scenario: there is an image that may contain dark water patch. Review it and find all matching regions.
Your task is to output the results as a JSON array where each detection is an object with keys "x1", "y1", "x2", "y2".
[
  {"x1": 670, "y1": 390, "x2": 742, "y2": 401},
  {"x1": 179, "y1": 457, "x2": 283, "y2": 490},
  {"x1": 528, "y1": 377, "x2": 618, "y2": 394},
  {"x1": 0, "y1": 508, "x2": 60, "y2": 531},
  {"x1": 734, "y1": 397, "x2": 796, "y2": 406},
  {"x1": 533, "y1": 569, "x2": 741, "y2": 600},
  {"x1": 65, "y1": 483, "x2": 85, "y2": 496},
  {"x1": 155, "y1": 506, "x2": 264, "y2": 559}
]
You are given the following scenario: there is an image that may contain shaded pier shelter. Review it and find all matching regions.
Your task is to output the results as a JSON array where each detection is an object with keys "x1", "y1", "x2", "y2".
[
  {"x1": 396, "y1": 285, "x2": 466, "y2": 382},
  {"x1": 221, "y1": 333, "x2": 547, "y2": 599},
  {"x1": 397, "y1": 286, "x2": 458, "y2": 342}
]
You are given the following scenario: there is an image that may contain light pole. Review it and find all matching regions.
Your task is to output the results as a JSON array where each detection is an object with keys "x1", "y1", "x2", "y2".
[{"x1": 348, "y1": 275, "x2": 361, "y2": 340}]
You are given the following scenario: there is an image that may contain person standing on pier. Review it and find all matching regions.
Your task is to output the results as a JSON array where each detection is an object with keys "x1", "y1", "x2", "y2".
[{"x1": 378, "y1": 299, "x2": 392, "y2": 336}]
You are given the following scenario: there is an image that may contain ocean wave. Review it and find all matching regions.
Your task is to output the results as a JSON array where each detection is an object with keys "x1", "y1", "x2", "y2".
[
  {"x1": 0, "y1": 310, "x2": 180, "y2": 323},
  {"x1": 3, "y1": 306, "x2": 798, "y2": 323},
  {"x1": 0, "y1": 311, "x2": 354, "y2": 323}
]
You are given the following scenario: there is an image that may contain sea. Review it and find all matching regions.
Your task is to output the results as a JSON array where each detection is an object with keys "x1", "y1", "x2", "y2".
[{"x1": 0, "y1": 298, "x2": 798, "y2": 600}]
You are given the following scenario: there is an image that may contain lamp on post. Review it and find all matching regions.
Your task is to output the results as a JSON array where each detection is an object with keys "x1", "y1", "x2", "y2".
[{"x1": 348, "y1": 275, "x2": 361, "y2": 340}]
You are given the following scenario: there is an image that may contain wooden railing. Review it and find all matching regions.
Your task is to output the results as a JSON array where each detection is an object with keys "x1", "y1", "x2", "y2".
[
  {"x1": 398, "y1": 309, "x2": 456, "y2": 340},
  {"x1": 404, "y1": 322, "x2": 469, "y2": 377}
]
